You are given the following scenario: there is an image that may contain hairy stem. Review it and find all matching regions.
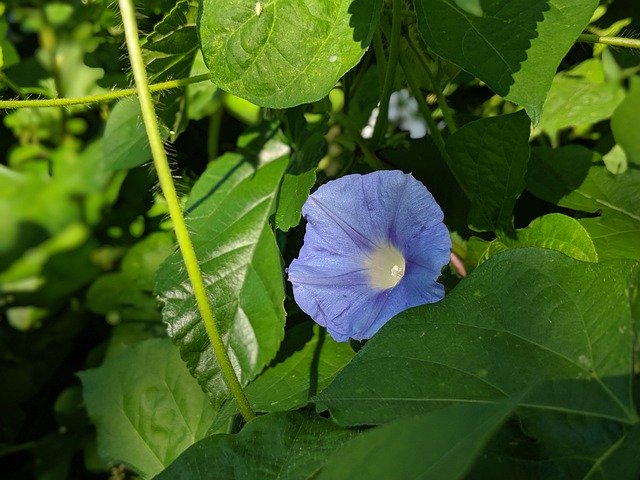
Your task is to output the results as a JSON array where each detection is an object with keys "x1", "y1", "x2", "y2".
[
  {"x1": 118, "y1": 0, "x2": 255, "y2": 421},
  {"x1": 0, "y1": 74, "x2": 212, "y2": 110},
  {"x1": 578, "y1": 33, "x2": 640, "y2": 49}
]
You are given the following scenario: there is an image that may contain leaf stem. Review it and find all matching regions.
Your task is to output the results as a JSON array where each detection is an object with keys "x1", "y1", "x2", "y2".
[
  {"x1": 370, "y1": 0, "x2": 402, "y2": 146},
  {"x1": 118, "y1": 0, "x2": 255, "y2": 421},
  {"x1": 578, "y1": 33, "x2": 640, "y2": 49},
  {"x1": 334, "y1": 111, "x2": 384, "y2": 170},
  {"x1": 406, "y1": 35, "x2": 457, "y2": 133},
  {"x1": 0, "y1": 74, "x2": 213, "y2": 110},
  {"x1": 398, "y1": 50, "x2": 447, "y2": 161}
]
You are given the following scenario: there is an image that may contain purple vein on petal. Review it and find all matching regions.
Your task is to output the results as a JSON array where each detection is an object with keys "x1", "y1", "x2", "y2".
[
  {"x1": 306, "y1": 196, "x2": 379, "y2": 253},
  {"x1": 287, "y1": 268, "x2": 370, "y2": 286}
]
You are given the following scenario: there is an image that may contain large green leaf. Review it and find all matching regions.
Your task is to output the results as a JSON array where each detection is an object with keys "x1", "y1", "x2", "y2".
[
  {"x1": 78, "y1": 339, "x2": 216, "y2": 479},
  {"x1": 198, "y1": 0, "x2": 383, "y2": 108},
  {"x1": 445, "y1": 110, "x2": 530, "y2": 233},
  {"x1": 155, "y1": 151, "x2": 288, "y2": 406},
  {"x1": 318, "y1": 401, "x2": 515, "y2": 480},
  {"x1": 316, "y1": 248, "x2": 638, "y2": 426},
  {"x1": 155, "y1": 411, "x2": 356, "y2": 480},
  {"x1": 470, "y1": 213, "x2": 598, "y2": 267},
  {"x1": 526, "y1": 145, "x2": 640, "y2": 261},
  {"x1": 414, "y1": 0, "x2": 598, "y2": 122}
]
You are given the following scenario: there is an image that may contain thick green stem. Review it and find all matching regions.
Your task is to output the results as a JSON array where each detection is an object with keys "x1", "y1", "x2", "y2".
[
  {"x1": 0, "y1": 74, "x2": 212, "y2": 109},
  {"x1": 370, "y1": 0, "x2": 402, "y2": 146},
  {"x1": 578, "y1": 33, "x2": 640, "y2": 49},
  {"x1": 118, "y1": 0, "x2": 255, "y2": 421},
  {"x1": 406, "y1": 35, "x2": 457, "y2": 133}
]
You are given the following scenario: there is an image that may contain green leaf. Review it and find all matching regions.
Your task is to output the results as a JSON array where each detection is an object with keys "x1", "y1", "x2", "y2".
[
  {"x1": 276, "y1": 109, "x2": 327, "y2": 231},
  {"x1": 86, "y1": 233, "x2": 173, "y2": 322},
  {"x1": 213, "y1": 325, "x2": 355, "y2": 426},
  {"x1": 86, "y1": 272, "x2": 161, "y2": 322},
  {"x1": 538, "y1": 59, "x2": 624, "y2": 140},
  {"x1": 476, "y1": 213, "x2": 598, "y2": 265},
  {"x1": 514, "y1": 413, "x2": 638, "y2": 479},
  {"x1": 319, "y1": 401, "x2": 515, "y2": 480},
  {"x1": 526, "y1": 145, "x2": 640, "y2": 261},
  {"x1": 198, "y1": 0, "x2": 383, "y2": 108},
  {"x1": 445, "y1": 110, "x2": 530, "y2": 233},
  {"x1": 316, "y1": 248, "x2": 638, "y2": 426},
  {"x1": 414, "y1": 0, "x2": 598, "y2": 122},
  {"x1": 142, "y1": 0, "x2": 199, "y2": 82},
  {"x1": 586, "y1": 423, "x2": 640, "y2": 479},
  {"x1": 104, "y1": 98, "x2": 152, "y2": 170},
  {"x1": 155, "y1": 411, "x2": 356, "y2": 480},
  {"x1": 611, "y1": 77, "x2": 640, "y2": 166},
  {"x1": 155, "y1": 151, "x2": 288, "y2": 407},
  {"x1": 121, "y1": 232, "x2": 175, "y2": 292},
  {"x1": 78, "y1": 338, "x2": 217, "y2": 479},
  {"x1": 142, "y1": 0, "x2": 199, "y2": 139}
]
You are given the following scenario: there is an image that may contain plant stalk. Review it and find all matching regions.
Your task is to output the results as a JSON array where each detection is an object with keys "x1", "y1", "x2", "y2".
[
  {"x1": 118, "y1": 0, "x2": 255, "y2": 421},
  {"x1": 370, "y1": 0, "x2": 402, "y2": 146},
  {"x1": 578, "y1": 33, "x2": 640, "y2": 49},
  {"x1": 0, "y1": 74, "x2": 212, "y2": 110}
]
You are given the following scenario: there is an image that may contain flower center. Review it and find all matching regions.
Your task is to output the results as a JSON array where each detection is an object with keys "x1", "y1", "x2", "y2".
[{"x1": 365, "y1": 243, "x2": 406, "y2": 290}]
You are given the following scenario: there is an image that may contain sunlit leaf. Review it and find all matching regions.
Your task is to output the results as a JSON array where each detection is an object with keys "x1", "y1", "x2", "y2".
[
  {"x1": 79, "y1": 339, "x2": 216, "y2": 479},
  {"x1": 526, "y1": 145, "x2": 640, "y2": 261},
  {"x1": 155, "y1": 148, "x2": 288, "y2": 407},
  {"x1": 414, "y1": 0, "x2": 598, "y2": 122},
  {"x1": 472, "y1": 213, "x2": 598, "y2": 266},
  {"x1": 198, "y1": 0, "x2": 383, "y2": 108}
]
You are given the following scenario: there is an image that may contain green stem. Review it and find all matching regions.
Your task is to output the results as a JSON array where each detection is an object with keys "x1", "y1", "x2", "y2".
[
  {"x1": 578, "y1": 33, "x2": 640, "y2": 49},
  {"x1": 118, "y1": 0, "x2": 255, "y2": 422},
  {"x1": 370, "y1": 0, "x2": 402, "y2": 146},
  {"x1": 406, "y1": 35, "x2": 457, "y2": 133},
  {"x1": 398, "y1": 51, "x2": 448, "y2": 161},
  {"x1": 0, "y1": 74, "x2": 212, "y2": 109},
  {"x1": 334, "y1": 111, "x2": 384, "y2": 170},
  {"x1": 372, "y1": 30, "x2": 387, "y2": 86}
]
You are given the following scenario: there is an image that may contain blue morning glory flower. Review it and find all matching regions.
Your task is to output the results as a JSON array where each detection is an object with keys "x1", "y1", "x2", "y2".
[{"x1": 287, "y1": 170, "x2": 451, "y2": 342}]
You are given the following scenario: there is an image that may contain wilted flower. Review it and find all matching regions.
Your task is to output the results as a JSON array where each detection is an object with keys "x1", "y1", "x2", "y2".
[{"x1": 287, "y1": 170, "x2": 451, "y2": 342}]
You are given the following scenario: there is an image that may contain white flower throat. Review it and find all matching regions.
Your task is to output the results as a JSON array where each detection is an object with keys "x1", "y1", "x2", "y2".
[{"x1": 365, "y1": 243, "x2": 406, "y2": 290}]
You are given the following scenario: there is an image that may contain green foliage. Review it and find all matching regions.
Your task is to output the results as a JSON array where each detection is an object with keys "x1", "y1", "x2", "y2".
[
  {"x1": 2, "y1": 0, "x2": 640, "y2": 478},
  {"x1": 318, "y1": 401, "x2": 515, "y2": 480},
  {"x1": 445, "y1": 110, "x2": 530, "y2": 233},
  {"x1": 156, "y1": 411, "x2": 357, "y2": 479},
  {"x1": 198, "y1": 0, "x2": 383, "y2": 108},
  {"x1": 538, "y1": 58, "x2": 625, "y2": 140},
  {"x1": 414, "y1": 0, "x2": 598, "y2": 122},
  {"x1": 79, "y1": 338, "x2": 216, "y2": 479},
  {"x1": 155, "y1": 140, "x2": 288, "y2": 407},
  {"x1": 526, "y1": 145, "x2": 640, "y2": 261},
  {"x1": 469, "y1": 213, "x2": 598, "y2": 266}
]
